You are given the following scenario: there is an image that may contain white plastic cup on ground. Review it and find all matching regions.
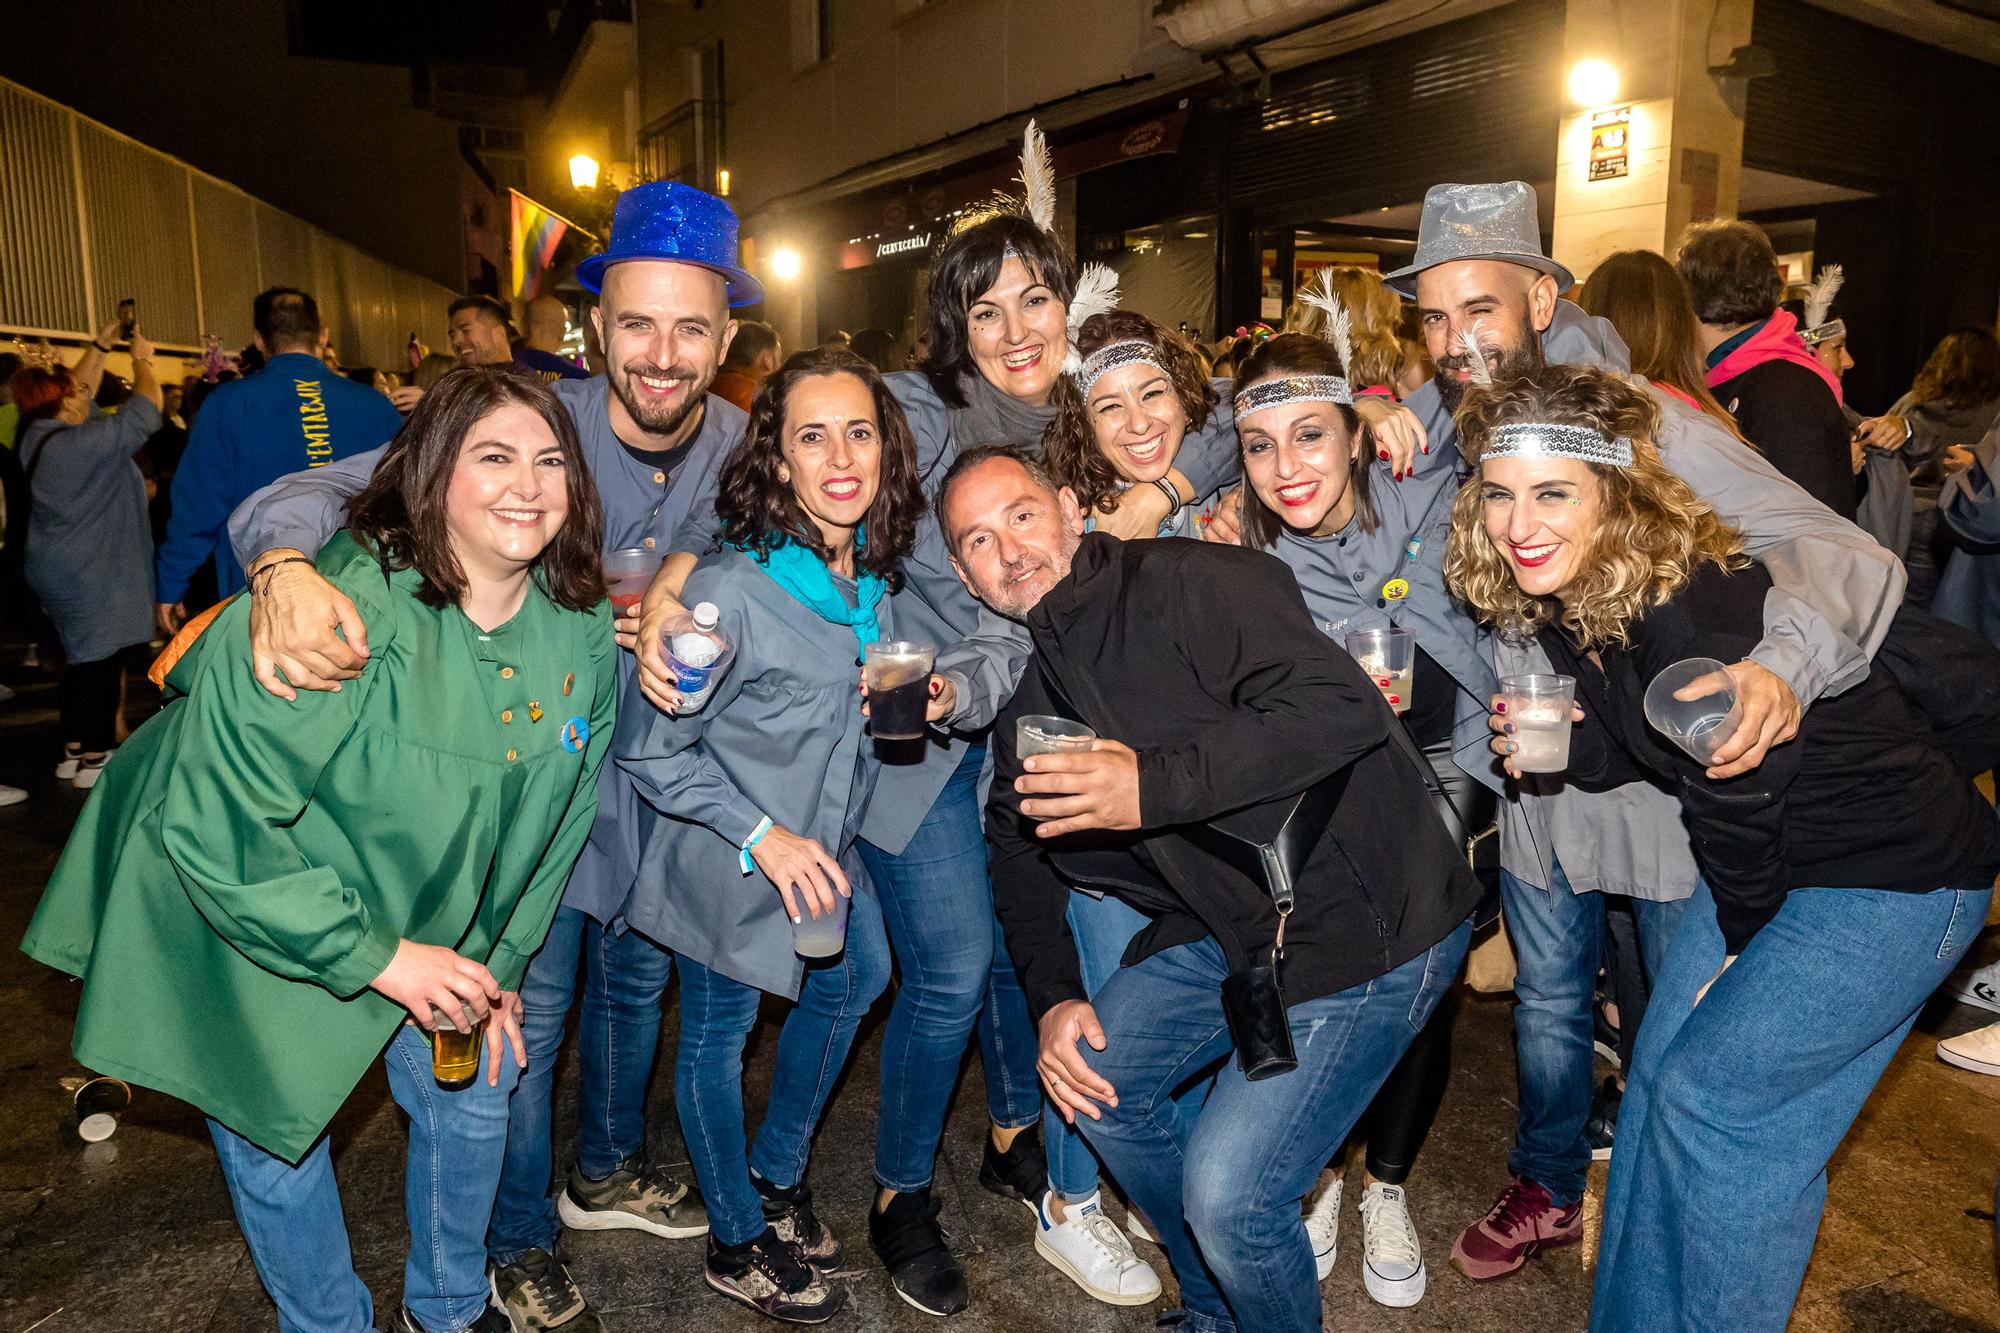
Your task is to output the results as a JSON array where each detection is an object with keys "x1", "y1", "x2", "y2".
[
  {"x1": 1643, "y1": 657, "x2": 1741, "y2": 764},
  {"x1": 1016, "y1": 715, "x2": 1097, "y2": 759},
  {"x1": 792, "y1": 889, "x2": 850, "y2": 958},
  {"x1": 1499, "y1": 674, "x2": 1577, "y2": 773},
  {"x1": 74, "y1": 1077, "x2": 131, "y2": 1142},
  {"x1": 1345, "y1": 626, "x2": 1416, "y2": 714},
  {"x1": 602, "y1": 547, "x2": 659, "y2": 613}
]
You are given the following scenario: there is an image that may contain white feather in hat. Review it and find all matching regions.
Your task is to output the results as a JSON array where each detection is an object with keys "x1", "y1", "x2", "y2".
[{"x1": 1299, "y1": 268, "x2": 1355, "y2": 375}]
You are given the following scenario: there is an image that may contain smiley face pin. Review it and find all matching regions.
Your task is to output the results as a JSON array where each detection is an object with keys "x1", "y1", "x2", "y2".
[{"x1": 1382, "y1": 577, "x2": 1411, "y2": 603}]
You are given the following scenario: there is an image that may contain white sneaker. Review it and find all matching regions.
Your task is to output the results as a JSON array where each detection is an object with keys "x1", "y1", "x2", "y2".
[
  {"x1": 1304, "y1": 1172, "x2": 1342, "y2": 1281},
  {"x1": 1356, "y1": 1181, "x2": 1427, "y2": 1308},
  {"x1": 1946, "y1": 960, "x2": 2000, "y2": 1016},
  {"x1": 0, "y1": 784, "x2": 25, "y2": 808},
  {"x1": 55, "y1": 749, "x2": 82, "y2": 780},
  {"x1": 1033, "y1": 1191, "x2": 1162, "y2": 1307},
  {"x1": 1124, "y1": 1208, "x2": 1155, "y2": 1245},
  {"x1": 1938, "y1": 1021, "x2": 2000, "y2": 1076},
  {"x1": 72, "y1": 754, "x2": 110, "y2": 790}
]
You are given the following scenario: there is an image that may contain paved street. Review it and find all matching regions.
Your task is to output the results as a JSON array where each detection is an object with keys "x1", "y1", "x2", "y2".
[{"x1": 2, "y1": 664, "x2": 1996, "y2": 1332}]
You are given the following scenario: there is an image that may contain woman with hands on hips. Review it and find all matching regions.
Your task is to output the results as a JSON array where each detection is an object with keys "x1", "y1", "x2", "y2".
[
  {"x1": 22, "y1": 366, "x2": 617, "y2": 1333},
  {"x1": 610, "y1": 347, "x2": 925, "y2": 1322},
  {"x1": 1443, "y1": 361, "x2": 2000, "y2": 1333}
]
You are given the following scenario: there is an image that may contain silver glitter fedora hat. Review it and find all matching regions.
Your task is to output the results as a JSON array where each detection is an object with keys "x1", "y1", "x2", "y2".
[{"x1": 1382, "y1": 181, "x2": 1574, "y2": 298}]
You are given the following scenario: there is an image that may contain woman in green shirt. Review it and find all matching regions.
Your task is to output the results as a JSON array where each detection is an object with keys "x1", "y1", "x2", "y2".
[{"x1": 22, "y1": 365, "x2": 614, "y2": 1333}]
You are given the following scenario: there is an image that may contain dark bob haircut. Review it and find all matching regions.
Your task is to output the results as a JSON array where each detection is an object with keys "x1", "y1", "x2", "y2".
[
  {"x1": 1231, "y1": 332, "x2": 1376, "y2": 551},
  {"x1": 1042, "y1": 309, "x2": 1218, "y2": 515},
  {"x1": 919, "y1": 212, "x2": 1079, "y2": 409},
  {"x1": 717, "y1": 346, "x2": 925, "y2": 588},
  {"x1": 346, "y1": 364, "x2": 606, "y2": 611},
  {"x1": 1674, "y1": 220, "x2": 1785, "y2": 327}
]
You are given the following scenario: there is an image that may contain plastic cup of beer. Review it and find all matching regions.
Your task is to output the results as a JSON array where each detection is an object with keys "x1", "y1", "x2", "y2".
[
  {"x1": 1643, "y1": 657, "x2": 1741, "y2": 764},
  {"x1": 602, "y1": 547, "x2": 660, "y2": 613},
  {"x1": 1346, "y1": 627, "x2": 1416, "y2": 714},
  {"x1": 1499, "y1": 674, "x2": 1577, "y2": 773},
  {"x1": 430, "y1": 1007, "x2": 485, "y2": 1091},
  {"x1": 1016, "y1": 715, "x2": 1097, "y2": 759},
  {"x1": 792, "y1": 888, "x2": 851, "y2": 959},
  {"x1": 865, "y1": 641, "x2": 936, "y2": 741}
]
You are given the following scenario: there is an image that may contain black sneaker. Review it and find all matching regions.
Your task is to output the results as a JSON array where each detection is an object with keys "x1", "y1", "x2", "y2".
[
  {"x1": 705, "y1": 1227, "x2": 845, "y2": 1324},
  {"x1": 754, "y1": 1172, "x2": 842, "y2": 1270},
  {"x1": 976, "y1": 1125, "x2": 1045, "y2": 1209},
  {"x1": 870, "y1": 1187, "x2": 968, "y2": 1316},
  {"x1": 392, "y1": 1304, "x2": 513, "y2": 1332},
  {"x1": 1585, "y1": 1075, "x2": 1621, "y2": 1162},
  {"x1": 489, "y1": 1246, "x2": 600, "y2": 1330}
]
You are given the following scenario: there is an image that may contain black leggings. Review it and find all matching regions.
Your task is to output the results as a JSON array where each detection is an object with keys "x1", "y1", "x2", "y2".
[
  {"x1": 58, "y1": 650, "x2": 126, "y2": 753},
  {"x1": 1350, "y1": 737, "x2": 1496, "y2": 1184}
]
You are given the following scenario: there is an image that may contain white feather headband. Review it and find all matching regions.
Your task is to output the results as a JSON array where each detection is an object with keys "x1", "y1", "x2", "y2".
[{"x1": 1798, "y1": 264, "x2": 1846, "y2": 347}]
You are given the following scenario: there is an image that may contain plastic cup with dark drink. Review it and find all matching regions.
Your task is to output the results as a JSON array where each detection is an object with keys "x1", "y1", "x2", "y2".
[
  {"x1": 792, "y1": 888, "x2": 850, "y2": 959},
  {"x1": 430, "y1": 1008, "x2": 485, "y2": 1091},
  {"x1": 865, "y1": 641, "x2": 935, "y2": 741},
  {"x1": 602, "y1": 547, "x2": 659, "y2": 613}
]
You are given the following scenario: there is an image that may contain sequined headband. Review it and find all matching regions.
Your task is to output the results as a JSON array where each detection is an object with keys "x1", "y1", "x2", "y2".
[
  {"x1": 1482, "y1": 422, "x2": 1633, "y2": 468},
  {"x1": 1072, "y1": 340, "x2": 1164, "y2": 397},
  {"x1": 1798, "y1": 318, "x2": 1847, "y2": 348},
  {"x1": 1231, "y1": 374, "x2": 1353, "y2": 418}
]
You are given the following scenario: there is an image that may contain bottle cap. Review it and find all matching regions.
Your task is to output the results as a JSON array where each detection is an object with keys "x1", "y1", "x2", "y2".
[{"x1": 692, "y1": 601, "x2": 720, "y2": 632}]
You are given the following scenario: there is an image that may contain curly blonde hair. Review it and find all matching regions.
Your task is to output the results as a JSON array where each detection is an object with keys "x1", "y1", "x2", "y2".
[
  {"x1": 1285, "y1": 265, "x2": 1406, "y2": 390},
  {"x1": 1444, "y1": 363, "x2": 1747, "y2": 648}
]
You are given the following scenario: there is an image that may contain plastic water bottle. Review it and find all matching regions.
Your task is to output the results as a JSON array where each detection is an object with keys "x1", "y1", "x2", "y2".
[{"x1": 664, "y1": 602, "x2": 730, "y2": 713}]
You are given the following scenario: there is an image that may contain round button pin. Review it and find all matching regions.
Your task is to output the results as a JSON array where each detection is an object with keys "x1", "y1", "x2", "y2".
[{"x1": 561, "y1": 716, "x2": 590, "y2": 753}]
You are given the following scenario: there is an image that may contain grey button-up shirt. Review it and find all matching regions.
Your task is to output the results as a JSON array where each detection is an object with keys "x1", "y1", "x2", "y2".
[
  {"x1": 612, "y1": 550, "x2": 882, "y2": 999},
  {"x1": 1413, "y1": 303, "x2": 1905, "y2": 900},
  {"x1": 227, "y1": 378, "x2": 749, "y2": 921}
]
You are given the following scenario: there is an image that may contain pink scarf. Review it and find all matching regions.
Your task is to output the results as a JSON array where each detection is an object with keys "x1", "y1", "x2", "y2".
[{"x1": 1706, "y1": 310, "x2": 1844, "y2": 406}]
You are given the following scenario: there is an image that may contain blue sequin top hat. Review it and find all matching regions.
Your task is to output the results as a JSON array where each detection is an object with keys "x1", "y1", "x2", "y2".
[{"x1": 575, "y1": 180, "x2": 765, "y2": 307}]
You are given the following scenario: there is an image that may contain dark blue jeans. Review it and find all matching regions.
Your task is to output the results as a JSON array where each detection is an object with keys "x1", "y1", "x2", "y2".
[
  {"x1": 1077, "y1": 924, "x2": 1472, "y2": 1333},
  {"x1": 213, "y1": 1026, "x2": 520, "y2": 1333},
  {"x1": 1590, "y1": 878, "x2": 1991, "y2": 1332},
  {"x1": 676, "y1": 888, "x2": 892, "y2": 1245},
  {"x1": 859, "y1": 744, "x2": 1044, "y2": 1191},
  {"x1": 1501, "y1": 859, "x2": 1687, "y2": 1206},
  {"x1": 487, "y1": 904, "x2": 675, "y2": 1263}
]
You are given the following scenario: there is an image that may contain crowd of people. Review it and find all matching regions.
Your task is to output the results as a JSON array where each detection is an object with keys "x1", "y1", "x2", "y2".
[{"x1": 7, "y1": 126, "x2": 2000, "y2": 1333}]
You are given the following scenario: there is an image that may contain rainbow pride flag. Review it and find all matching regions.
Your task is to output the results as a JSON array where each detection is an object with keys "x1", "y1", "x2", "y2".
[{"x1": 510, "y1": 190, "x2": 572, "y2": 303}]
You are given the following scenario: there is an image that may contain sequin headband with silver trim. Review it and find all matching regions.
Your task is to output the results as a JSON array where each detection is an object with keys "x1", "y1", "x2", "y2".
[
  {"x1": 1072, "y1": 340, "x2": 1163, "y2": 396},
  {"x1": 1231, "y1": 374, "x2": 1353, "y2": 417},
  {"x1": 1799, "y1": 318, "x2": 1847, "y2": 348},
  {"x1": 1482, "y1": 422, "x2": 1633, "y2": 468}
]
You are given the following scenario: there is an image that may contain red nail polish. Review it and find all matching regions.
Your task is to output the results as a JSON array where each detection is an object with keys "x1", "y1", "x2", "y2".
[
  {"x1": 1378, "y1": 449, "x2": 1390, "y2": 461},
  {"x1": 1495, "y1": 700, "x2": 1507, "y2": 713}
]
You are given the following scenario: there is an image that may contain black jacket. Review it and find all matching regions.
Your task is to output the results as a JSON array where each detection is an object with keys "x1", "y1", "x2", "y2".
[
  {"x1": 1713, "y1": 360, "x2": 1858, "y2": 520},
  {"x1": 1541, "y1": 560, "x2": 2000, "y2": 954},
  {"x1": 987, "y1": 533, "x2": 1481, "y2": 1018}
]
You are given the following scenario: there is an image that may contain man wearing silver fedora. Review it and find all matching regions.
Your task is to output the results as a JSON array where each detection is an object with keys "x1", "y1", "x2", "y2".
[
  {"x1": 1372, "y1": 182, "x2": 1904, "y2": 1283},
  {"x1": 227, "y1": 178, "x2": 766, "y2": 1331}
]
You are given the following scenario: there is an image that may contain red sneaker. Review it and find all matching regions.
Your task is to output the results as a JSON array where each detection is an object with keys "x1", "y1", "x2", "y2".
[{"x1": 1449, "y1": 1177, "x2": 1583, "y2": 1281}]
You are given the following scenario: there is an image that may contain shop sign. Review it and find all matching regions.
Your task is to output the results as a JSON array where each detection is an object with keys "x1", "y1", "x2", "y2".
[
  {"x1": 876, "y1": 233, "x2": 931, "y2": 259},
  {"x1": 1588, "y1": 107, "x2": 1630, "y2": 182}
]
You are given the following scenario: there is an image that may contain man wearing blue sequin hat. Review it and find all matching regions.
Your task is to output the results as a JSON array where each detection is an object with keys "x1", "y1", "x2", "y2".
[{"x1": 225, "y1": 179, "x2": 764, "y2": 1333}]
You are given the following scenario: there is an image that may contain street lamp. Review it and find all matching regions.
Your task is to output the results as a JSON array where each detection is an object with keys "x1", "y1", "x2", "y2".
[
  {"x1": 1567, "y1": 59, "x2": 1620, "y2": 108},
  {"x1": 770, "y1": 246, "x2": 803, "y2": 281},
  {"x1": 569, "y1": 153, "x2": 601, "y2": 191}
]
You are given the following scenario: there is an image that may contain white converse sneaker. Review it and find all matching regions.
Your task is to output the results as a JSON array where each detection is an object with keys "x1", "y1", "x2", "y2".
[
  {"x1": 1946, "y1": 960, "x2": 2000, "y2": 1016},
  {"x1": 55, "y1": 748, "x2": 82, "y2": 780},
  {"x1": 1303, "y1": 1173, "x2": 1342, "y2": 1281},
  {"x1": 1033, "y1": 1191, "x2": 1162, "y2": 1307},
  {"x1": 1938, "y1": 1021, "x2": 2000, "y2": 1076},
  {"x1": 1357, "y1": 1181, "x2": 1427, "y2": 1308}
]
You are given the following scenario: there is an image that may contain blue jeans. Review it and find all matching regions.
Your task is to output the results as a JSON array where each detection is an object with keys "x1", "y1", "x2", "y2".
[
  {"x1": 212, "y1": 1026, "x2": 521, "y2": 1333},
  {"x1": 860, "y1": 743, "x2": 1043, "y2": 1191},
  {"x1": 675, "y1": 889, "x2": 892, "y2": 1245},
  {"x1": 1501, "y1": 859, "x2": 1688, "y2": 1206},
  {"x1": 1041, "y1": 889, "x2": 1174, "y2": 1201},
  {"x1": 1077, "y1": 923, "x2": 1472, "y2": 1333},
  {"x1": 488, "y1": 905, "x2": 675, "y2": 1263},
  {"x1": 1590, "y1": 878, "x2": 1991, "y2": 1333}
]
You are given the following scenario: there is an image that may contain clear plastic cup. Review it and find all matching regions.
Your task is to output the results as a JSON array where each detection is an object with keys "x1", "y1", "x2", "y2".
[
  {"x1": 792, "y1": 889, "x2": 850, "y2": 958},
  {"x1": 1500, "y1": 673, "x2": 1577, "y2": 773},
  {"x1": 602, "y1": 547, "x2": 660, "y2": 612},
  {"x1": 864, "y1": 641, "x2": 936, "y2": 741},
  {"x1": 1643, "y1": 657, "x2": 1741, "y2": 764},
  {"x1": 1016, "y1": 715, "x2": 1097, "y2": 758},
  {"x1": 1346, "y1": 627, "x2": 1416, "y2": 714}
]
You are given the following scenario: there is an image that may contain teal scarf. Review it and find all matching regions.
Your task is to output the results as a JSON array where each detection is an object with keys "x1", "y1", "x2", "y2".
[{"x1": 740, "y1": 533, "x2": 885, "y2": 657}]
